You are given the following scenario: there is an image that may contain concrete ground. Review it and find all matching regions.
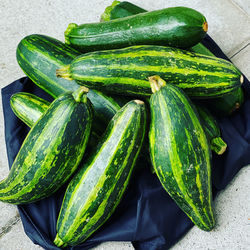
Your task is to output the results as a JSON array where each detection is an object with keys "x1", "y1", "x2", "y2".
[{"x1": 0, "y1": 0, "x2": 249, "y2": 249}]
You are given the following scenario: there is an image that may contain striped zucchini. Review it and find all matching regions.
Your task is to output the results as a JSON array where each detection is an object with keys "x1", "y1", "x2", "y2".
[
  {"x1": 54, "y1": 100, "x2": 146, "y2": 247},
  {"x1": 0, "y1": 87, "x2": 92, "y2": 204},
  {"x1": 101, "y1": 0, "x2": 214, "y2": 56},
  {"x1": 196, "y1": 105, "x2": 227, "y2": 154},
  {"x1": 149, "y1": 76, "x2": 214, "y2": 231},
  {"x1": 65, "y1": 7, "x2": 207, "y2": 52},
  {"x1": 16, "y1": 34, "x2": 120, "y2": 134},
  {"x1": 10, "y1": 92, "x2": 50, "y2": 128},
  {"x1": 57, "y1": 45, "x2": 243, "y2": 98}
]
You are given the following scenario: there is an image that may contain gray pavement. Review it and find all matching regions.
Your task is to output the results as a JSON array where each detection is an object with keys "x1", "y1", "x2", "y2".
[{"x1": 0, "y1": 0, "x2": 249, "y2": 249}]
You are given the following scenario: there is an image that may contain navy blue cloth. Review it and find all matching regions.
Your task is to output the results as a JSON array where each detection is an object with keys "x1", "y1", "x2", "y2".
[{"x1": 1, "y1": 35, "x2": 250, "y2": 250}]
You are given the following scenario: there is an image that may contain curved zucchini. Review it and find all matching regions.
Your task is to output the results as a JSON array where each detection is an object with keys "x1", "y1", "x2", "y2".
[
  {"x1": 196, "y1": 105, "x2": 227, "y2": 154},
  {"x1": 56, "y1": 45, "x2": 243, "y2": 98},
  {"x1": 101, "y1": 1, "x2": 214, "y2": 56},
  {"x1": 54, "y1": 100, "x2": 146, "y2": 247},
  {"x1": 149, "y1": 76, "x2": 214, "y2": 231},
  {"x1": 16, "y1": 34, "x2": 120, "y2": 134},
  {"x1": 65, "y1": 7, "x2": 207, "y2": 52},
  {"x1": 0, "y1": 87, "x2": 92, "y2": 204}
]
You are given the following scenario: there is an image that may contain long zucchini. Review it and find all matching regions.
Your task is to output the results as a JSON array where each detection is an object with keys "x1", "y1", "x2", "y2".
[
  {"x1": 56, "y1": 45, "x2": 243, "y2": 98},
  {"x1": 65, "y1": 7, "x2": 207, "y2": 52},
  {"x1": 54, "y1": 100, "x2": 146, "y2": 247},
  {"x1": 149, "y1": 76, "x2": 214, "y2": 231},
  {"x1": 0, "y1": 87, "x2": 92, "y2": 204},
  {"x1": 16, "y1": 34, "x2": 120, "y2": 134},
  {"x1": 101, "y1": 1, "x2": 214, "y2": 56}
]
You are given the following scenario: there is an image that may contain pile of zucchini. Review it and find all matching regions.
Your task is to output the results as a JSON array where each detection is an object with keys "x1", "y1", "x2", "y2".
[{"x1": 0, "y1": 1, "x2": 245, "y2": 247}]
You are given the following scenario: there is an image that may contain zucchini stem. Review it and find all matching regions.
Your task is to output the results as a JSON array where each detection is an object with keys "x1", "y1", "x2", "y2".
[
  {"x1": 148, "y1": 75, "x2": 166, "y2": 93},
  {"x1": 72, "y1": 86, "x2": 89, "y2": 103},
  {"x1": 54, "y1": 234, "x2": 67, "y2": 247},
  {"x1": 64, "y1": 23, "x2": 78, "y2": 44},
  {"x1": 211, "y1": 137, "x2": 227, "y2": 155}
]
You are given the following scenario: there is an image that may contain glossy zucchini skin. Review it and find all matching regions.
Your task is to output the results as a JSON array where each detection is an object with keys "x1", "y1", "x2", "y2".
[
  {"x1": 65, "y1": 7, "x2": 207, "y2": 52},
  {"x1": 16, "y1": 34, "x2": 120, "y2": 134},
  {"x1": 0, "y1": 87, "x2": 93, "y2": 204},
  {"x1": 149, "y1": 76, "x2": 214, "y2": 231},
  {"x1": 57, "y1": 45, "x2": 243, "y2": 98},
  {"x1": 101, "y1": 1, "x2": 214, "y2": 56},
  {"x1": 54, "y1": 100, "x2": 146, "y2": 247}
]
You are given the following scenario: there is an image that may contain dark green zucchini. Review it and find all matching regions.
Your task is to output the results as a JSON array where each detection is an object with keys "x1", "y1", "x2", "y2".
[
  {"x1": 0, "y1": 87, "x2": 92, "y2": 204},
  {"x1": 65, "y1": 7, "x2": 207, "y2": 52},
  {"x1": 54, "y1": 100, "x2": 146, "y2": 247},
  {"x1": 101, "y1": 1, "x2": 214, "y2": 56},
  {"x1": 101, "y1": 1, "x2": 147, "y2": 22},
  {"x1": 149, "y1": 75, "x2": 214, "y2": 231},
  {"x1": 56, "y1": 45, "x2": 243, "y2": 98},
  {"x1": 16, "y1": 34, "x2": 121, "y2": 134},
  {"x1": 202, "y1": 87, "x2": 245, "y2": 117},
  {"x1": 196, "y1": 105, "x2": 227, "y2": 154}
]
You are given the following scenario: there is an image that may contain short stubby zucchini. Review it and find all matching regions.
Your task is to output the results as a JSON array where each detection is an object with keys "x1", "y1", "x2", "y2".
[
  {"x1": 54, "y1": 100, "x2": 146, "y2": 247},
  {"x1": 56, "y1": 45, "x2": 243, "y2": 98},
  {"x1": 65, "y1": 6, "x2": 208, "y2": 51},
  {"x1": 0, "y1": 87, "x2": 92, "y2": 204},
  {"x1": 149, "y1": 76, "x2": 215, "y2": 231}
]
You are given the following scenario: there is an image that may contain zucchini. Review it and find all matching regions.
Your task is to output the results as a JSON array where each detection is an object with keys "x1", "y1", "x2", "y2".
[
  {"x1": 54, "y1": 100, "x2": 146, "y2": 247},
  {"x1": 65, "y1": 7, "x2": 208, "y2": 52},
  {"x1": 101, "y1": 1, "x2": 214, "y2": 56},
  {"x1": 56, "y1": 45, "x2": 243, "y2": 98},
  {"x1": 149, "y1": 76, "x2": 214, "y2": 231},
  {"x1": 196, "y1": 105, "x2": 227, "y2": 154},
  {"x1": 0, "y1": 87, "x2": 93, "y2": 204},
  {"x1": 202, "y1": 87, "x2": 245, "y2": 117},
  {"x1": 16, "y1": 34, "x2": 120, "y2": 134},
  {"x1": 10, "y1": 92, "x2": 50, "y2": 128},
  {"x1": 100, "y1": 1, "x2": 146, "y2": 22}
]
